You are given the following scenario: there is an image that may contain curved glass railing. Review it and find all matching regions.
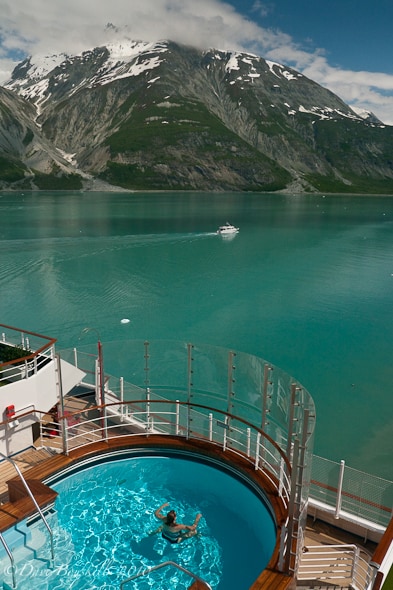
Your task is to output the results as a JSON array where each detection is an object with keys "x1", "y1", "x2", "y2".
[{"x1": 60, "y1": 339, "x2": 316, "y2": 461}]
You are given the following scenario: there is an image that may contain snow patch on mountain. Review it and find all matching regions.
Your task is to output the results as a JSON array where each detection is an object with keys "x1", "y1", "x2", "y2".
[
  {"x1": 225, "y1": 53, "x2": 240, "y2": 72},
  {"x1": 97, "y1": 40, "x2": 167, "y2": 85},
  {"x1": 266, "y1": 60, "x2": 300, "y2": 81},
  {"x1": 351, "y1": 106, "x2": 372, "y2": 120},
  {"x1": 12, "y1": 53, "x2": 68, "y2": 83},
  {"x1": 298, "y1": 104, "x2": 365, "y2": 122},
  {"x1": 99, "y1": 55, "x2": 163, "y2": 86},
  {"x1": 224, "y1": 52, "x2": 261, "y2": 84},
  {"x1": 350, "y1": 106, "x2": 383, "y2": 125}
]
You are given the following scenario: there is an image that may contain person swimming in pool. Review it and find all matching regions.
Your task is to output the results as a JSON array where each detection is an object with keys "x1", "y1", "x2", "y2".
[{"x1": 153, "y1": 502, "x2": 202, "y2": 544}]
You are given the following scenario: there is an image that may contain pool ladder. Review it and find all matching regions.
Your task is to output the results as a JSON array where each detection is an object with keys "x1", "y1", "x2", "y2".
[
  {"x1": 120, "y1": 560, "x2": 213, "y2": 589},
  {"x1": 0, "y1": 452, "x2": 54, "y2": 589}
]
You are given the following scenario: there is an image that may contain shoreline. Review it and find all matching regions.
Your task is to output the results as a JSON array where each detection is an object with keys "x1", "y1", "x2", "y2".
[{"x1": 1, "y1": 188, "x2": 393, "y2": 197}]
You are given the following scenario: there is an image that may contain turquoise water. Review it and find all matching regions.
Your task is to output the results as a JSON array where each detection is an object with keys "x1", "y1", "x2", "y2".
[
  {"x1": 0, "y1": 455, "x2": 276, "y2": 589},
  {"x1": 0, "y1": 191, "x2": 392, "y2": 478}
]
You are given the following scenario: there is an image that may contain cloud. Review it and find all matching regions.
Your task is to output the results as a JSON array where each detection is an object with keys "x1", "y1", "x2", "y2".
[
  {"x1": 0, "y1": 0, "x2": 392, "y2": 125},
  {"x1": 251, "y1": 1, "x2": 274, "y2": 19},
  {"x1": 305, "y1": 66, "x2": 393, "y2": 125},
  {"x1": 0, "y1": 0, "x2": 268, "y2": 58},
  {"x1": 266, "y1": 45, "x2": 393, "y2": 125}
]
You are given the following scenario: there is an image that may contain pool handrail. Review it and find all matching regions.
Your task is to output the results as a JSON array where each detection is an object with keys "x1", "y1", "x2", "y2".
[
  {"x1": 120, "y1": 559, "x2": 213, "y2": 589},
  {"x1": 0, "y1": 452, "x2": 55, "y2": 565}
]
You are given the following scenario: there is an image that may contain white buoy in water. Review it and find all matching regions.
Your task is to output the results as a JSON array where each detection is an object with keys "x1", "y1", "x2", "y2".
[{"x1": 121, "y1": 318, "x2": 130, "y2": 324}]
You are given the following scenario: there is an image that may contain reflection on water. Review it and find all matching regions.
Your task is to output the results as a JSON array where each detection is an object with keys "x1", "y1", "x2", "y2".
[{"x1": 0, "y1": 191, "x2": 392, "y2": 479}]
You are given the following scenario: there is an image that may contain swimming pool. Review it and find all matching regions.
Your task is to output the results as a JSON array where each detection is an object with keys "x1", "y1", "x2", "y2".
[{"x1": 0, "y1": 451, "x2": 276, "y2": 589}]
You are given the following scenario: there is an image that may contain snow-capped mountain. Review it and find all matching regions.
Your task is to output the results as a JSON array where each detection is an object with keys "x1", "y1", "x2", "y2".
[
  {"x1": 0, "y1": 39, "x2": 392, "y2": 193},
  {"x1": 6, "y1": 41, "x2": 168, "y2": 107}
]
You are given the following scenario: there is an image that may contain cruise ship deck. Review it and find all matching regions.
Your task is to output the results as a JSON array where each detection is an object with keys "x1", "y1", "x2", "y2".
[
  {"x1": 0, "y1": 396, "x2": 379, "y2": 590},
  {"x1": 0, "y1": 326, "x2": 391, "y2": 589}
]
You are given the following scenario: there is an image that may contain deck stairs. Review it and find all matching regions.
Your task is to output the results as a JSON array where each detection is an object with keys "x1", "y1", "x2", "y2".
[
  {"x1": 0, "y1": 520, "x2": 31, "y2": 557},
  {"x1": 1, "y1": 509, "x2": 62, "y2": 590}
]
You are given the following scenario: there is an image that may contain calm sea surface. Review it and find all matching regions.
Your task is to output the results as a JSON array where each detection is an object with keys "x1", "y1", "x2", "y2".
[{"x1": 0, "y1": 191, "x2": 392, "y2": 479}]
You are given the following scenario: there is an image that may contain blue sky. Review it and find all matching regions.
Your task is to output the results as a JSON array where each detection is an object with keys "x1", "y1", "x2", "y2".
[
  {"x1": 234, "y1": 0, "x2": 392, "y2": 75},
  {"x1": 0, "y1": 0, "x2": 392, "y2": 124}
]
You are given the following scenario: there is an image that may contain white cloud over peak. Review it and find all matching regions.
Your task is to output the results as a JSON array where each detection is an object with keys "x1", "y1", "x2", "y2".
[
  {"x1": 0, "y1": 0, "x2": 266, "y2": 58},
  {"x1": 265, "y1": 46, "x2": 393, "y2": 125},
  {"x1": 0, "y1": 0, "x2": 392, "y2": 124}
]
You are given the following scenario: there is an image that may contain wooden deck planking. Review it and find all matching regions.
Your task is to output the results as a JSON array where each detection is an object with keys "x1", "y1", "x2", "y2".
[
  {"x1": 0, "y1": 480, "x2": 58, "y2": 531},
  {"x1": 0, "y1": 448, "x2": 54, "y2": 501},
  {"x1": 188, "y1": 581, "x2": 212, "y2": 590},
  {"x1": 250, "y1": 569, "x2": 295, "y2": 590}
]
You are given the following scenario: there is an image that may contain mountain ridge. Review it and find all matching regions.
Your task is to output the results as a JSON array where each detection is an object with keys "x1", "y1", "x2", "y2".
[{"x1": 1, "y1": 39, "x2": 392, "y2": 193}]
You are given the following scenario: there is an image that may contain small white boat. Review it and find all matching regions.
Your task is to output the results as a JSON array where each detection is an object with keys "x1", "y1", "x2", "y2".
[{"x1": 217, "y1": 222, "x2": 239, "y2": 235}]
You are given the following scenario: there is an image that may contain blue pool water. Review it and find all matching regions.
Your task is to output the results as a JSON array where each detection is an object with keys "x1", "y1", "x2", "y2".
[{"x1": 0, "y1": 453, "x2": 276, "y2": 589}]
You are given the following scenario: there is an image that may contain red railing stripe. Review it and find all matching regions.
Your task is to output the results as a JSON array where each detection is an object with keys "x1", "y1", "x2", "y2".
[{"x1": 311, "y1": 479, "x2": 391, "y2": 513}]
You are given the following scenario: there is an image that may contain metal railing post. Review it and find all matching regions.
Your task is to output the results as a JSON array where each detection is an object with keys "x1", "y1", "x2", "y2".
[
  {"x1": 278, "y1": 518, "x2": 289, "y2": 572},
  {"x1": 146, "y1": 387, "x2": 151, "y2": 429},
  {"x1": 97, "y1": 339, "x2": 107, "y2": 441},
  {"x1": 187, "y1": 343, "x2": 194, "y2": 438},
  {"x1": 103, "y1": 403, "x2": 108, "y2": 442},
  {"x1": 209, "y1": 413, "x2": 213, "y2": 441},
  {"x1": 120, "y1": 377, "x2": 124, "y2": 421},
  {"x1": 286, "y1": 384, "x2": 299, "y2": 461},
  {"x1": 222, "y1": 416, "x2": 228, "y2": 451},
  {"x1": 187, "y1": 343, "x2": 194, "y2": 403},
  {"x1": 255, "y1": 432, "x2": 261, "y2": 470},
  {"x1": 144, "y1": 340, "x2": 150, "y2": 389},
  {"x1": 284, "y1": 438, "x2": 300, "y2": 573},
  {"x1": 292, "y1": 409, "x2": 310, "y2": 574},
  {"x1": 227, "y1": 350, "x2": 236, "y2": 415},
  {"x1": 262, "y1": 364, "x2": 273, "y2": 432},
  {"x1": 246, "y1": 427, "x2": 251, "y2": 457},
  {"x1": 176, "y1": 400, "x2": 180, "y2": 435},
  {"x1": 335, "y1": 459, "x2": 345, "y2": 519},
  {"x1": 279, "y1": 456, "x2": 285, "y2": 498},
  {"x1": 56, "y1": 354, "x2": 68, "y2": 455},
  {"x1": 144, "y1": 341, "x2": 151, "y2": 432}
]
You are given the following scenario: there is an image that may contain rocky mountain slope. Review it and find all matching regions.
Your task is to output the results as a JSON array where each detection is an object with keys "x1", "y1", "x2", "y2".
[{"x1": 1, "y1": 39, "x2": 392, "y2": 193}]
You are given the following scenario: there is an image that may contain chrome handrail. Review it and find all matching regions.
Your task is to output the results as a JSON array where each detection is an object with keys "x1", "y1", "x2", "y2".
[
  {"x1": 0, "y1": 452, "x2": 55, "y2": 565},
  {"x1": 120, "y1": 560, "x2": 213, "y2": 589}
]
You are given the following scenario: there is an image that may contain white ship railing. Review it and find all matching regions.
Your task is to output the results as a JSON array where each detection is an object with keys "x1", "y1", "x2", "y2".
[
  {"x1": 310, "y1": 456, "x2": 392, "y2": 530},
  {"x1": 0, "y1": 324, "x2": 56, "y2": 386},
  {"x1": 51, "y1": 399, "x2": 293, "y2": 511}
]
